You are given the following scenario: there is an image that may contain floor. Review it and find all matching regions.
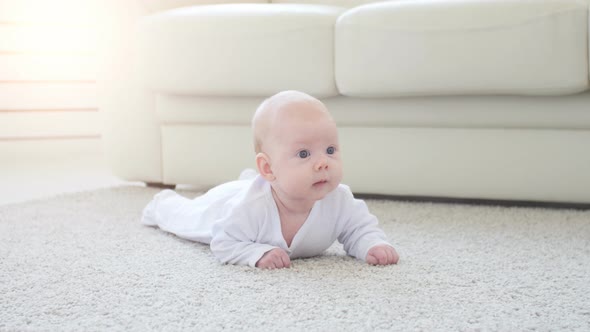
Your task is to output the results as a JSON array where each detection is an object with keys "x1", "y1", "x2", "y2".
[{"x1": 0, "y1": 151, "x2": 138, "y2": 206}]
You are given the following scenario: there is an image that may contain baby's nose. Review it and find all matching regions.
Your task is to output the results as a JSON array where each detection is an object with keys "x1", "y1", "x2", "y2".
[{"x1": 314, "y1": 158, "x2": 328, "y2": 171}]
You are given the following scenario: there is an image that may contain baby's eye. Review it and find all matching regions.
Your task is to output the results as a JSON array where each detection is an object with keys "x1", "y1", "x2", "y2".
[
  {"x1": 326, "y1": 146, "x2": 335, "y2": 155},
  {"x1": 298, "y1": 150, "x2": 310, "y2": 158}
]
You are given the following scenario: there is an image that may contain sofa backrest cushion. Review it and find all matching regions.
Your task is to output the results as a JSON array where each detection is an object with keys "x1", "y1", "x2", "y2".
[
  {"x1": 140, "y1": 0, "x2": 401, "y2": 12},
  {"x1": 139, "y1": 4, "x2": 343, "y2": 97},
  {"x1": 141, "y1": 0, "x2": 269, "y2": 12},
  {"x1": 336, "y1": 0, "x2": 589, "y2": 97},
  {"x1": 271, "y1": 0, "x2": 391, "y2": 8}
]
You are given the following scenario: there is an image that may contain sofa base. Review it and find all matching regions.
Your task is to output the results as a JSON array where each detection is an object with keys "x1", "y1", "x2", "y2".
[
  {"x1": 160, "y1": 125, "x2": 590, "y2": 204},
  {"x1": 354, "y1": 193, "x2": 590, "y2": 210}
]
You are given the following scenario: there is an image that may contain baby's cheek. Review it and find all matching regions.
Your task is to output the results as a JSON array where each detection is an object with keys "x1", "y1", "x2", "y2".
[{"x1": 287, "y1": 175, "x2": 306, "y2": 191}]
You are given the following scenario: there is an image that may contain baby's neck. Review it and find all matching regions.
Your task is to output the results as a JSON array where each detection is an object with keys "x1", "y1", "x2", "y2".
[
  {"x1": 271, "y1": 188, "x2": 313, "y2": 247},
  {"x1": 270, "y1": 188, "x2": 314, "y2": 217}
]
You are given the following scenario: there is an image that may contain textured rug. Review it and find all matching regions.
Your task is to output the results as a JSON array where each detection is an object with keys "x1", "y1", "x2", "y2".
[{"x1": 1, "y1": 186, "x2": 589, "y2": 331}]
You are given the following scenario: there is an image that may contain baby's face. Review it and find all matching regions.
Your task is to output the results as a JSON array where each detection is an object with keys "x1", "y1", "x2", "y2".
[{"x1": 264, "y1": 102, "x2": 343, "y2": 202}]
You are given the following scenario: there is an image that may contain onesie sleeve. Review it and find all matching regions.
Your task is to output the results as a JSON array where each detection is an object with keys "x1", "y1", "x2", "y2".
[
  {"x1": 336, "y1": 188, "x2": 393, "y2": 262},
  {"x1": 210, "y1": 209, "x2": 277, "y2": 268}
]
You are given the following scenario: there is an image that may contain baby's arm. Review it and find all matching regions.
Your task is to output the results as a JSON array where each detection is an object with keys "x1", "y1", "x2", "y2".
[
  {"x1": 212, "y1": 229, "x2": 290, "y2": 269},
  {"x1": 210, "y1": 226, "x2": 278, "y2": 267},
  {"x1": 337, "y1": 192, "x2": 398, "y2": 265},
  {"x1": 210, "y1": 209, "x2": 288, "y2": 268}
]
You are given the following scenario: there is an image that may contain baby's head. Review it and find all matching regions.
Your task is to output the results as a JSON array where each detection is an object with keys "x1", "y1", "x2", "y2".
[{"x1": 252, "y1": 90, "x2": 343, "y2": 202}]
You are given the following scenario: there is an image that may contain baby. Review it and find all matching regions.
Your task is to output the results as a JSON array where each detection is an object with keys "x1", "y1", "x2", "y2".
[{"x1": 142, "y1": 90, "x2": 399, "y2": 269}]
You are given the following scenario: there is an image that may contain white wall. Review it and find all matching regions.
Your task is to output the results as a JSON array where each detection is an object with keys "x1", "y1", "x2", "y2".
[{"x1": 0, "y1": 0, "x2": 105, "y2": 161}]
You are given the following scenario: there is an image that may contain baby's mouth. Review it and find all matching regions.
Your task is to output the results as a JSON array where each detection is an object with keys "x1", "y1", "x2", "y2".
[{"x1": 313, "y1": 179, "x2": 328, "y2": 186}]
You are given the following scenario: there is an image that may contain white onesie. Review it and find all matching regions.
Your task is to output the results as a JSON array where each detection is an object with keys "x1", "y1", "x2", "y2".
[{"x1": 142, "y1": 175, "x2": 392, "y2": 267}]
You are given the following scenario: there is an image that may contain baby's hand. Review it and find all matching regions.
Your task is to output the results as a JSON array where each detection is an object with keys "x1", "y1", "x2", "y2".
[
  {"x1": 366, "y1": 244, "x2": 399, "y2": 266},
  {"x1": 256, "y1": 248, "x2": 291, "y2": 269}
]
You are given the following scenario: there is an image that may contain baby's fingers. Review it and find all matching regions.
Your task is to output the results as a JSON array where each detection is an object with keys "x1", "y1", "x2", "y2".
[
  {"x1": 259, "y1": 249, "x2": 291, "y2": 269},
  {"x1": 388, "y1": 247, "x2": 400, "y2": 264},
  {"x1": 367, "y1": 250, "x2": 385, "y2": 265},
  {"x1": 385, "y1": 248, "x2": 395, "y2": 264},
  {"x1": 377, "y1": 248, "x2": 390, "y2": 265},
  {"x1": 273, "y1": 250, "x2": 290, "y2": 269},
  {"x1": 280, "y1": 252, "x2": 291, "y2": 268},
  {"x1": 366, "y1": 246, "x2": 398, "y2": 265},
  {"x1": 366, "y1": 253, "x2": 378, "y2": 265}
]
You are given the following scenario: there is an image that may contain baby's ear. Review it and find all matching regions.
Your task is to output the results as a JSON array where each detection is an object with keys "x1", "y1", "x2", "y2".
[{"x1": 255, "y1": 152, "x2": 275, "y2": 181}]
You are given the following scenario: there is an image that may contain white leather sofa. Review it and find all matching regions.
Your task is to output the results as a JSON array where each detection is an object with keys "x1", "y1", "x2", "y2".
[{"x1": 101, "y1": 0, "x2": 590, "y2": 204}]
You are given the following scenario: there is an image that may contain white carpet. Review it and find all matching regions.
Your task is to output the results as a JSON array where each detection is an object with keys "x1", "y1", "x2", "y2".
[{"x1": 1, "y1": 186, "x2": 589, "y2": 331}]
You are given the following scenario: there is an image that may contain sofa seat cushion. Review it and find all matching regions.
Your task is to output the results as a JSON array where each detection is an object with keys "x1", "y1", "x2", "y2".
[
  {"x1": 139, "y1": 3, "x2": 344, "y2": 97},
  {"x1": 154, "y1": 92, "x2": 590, "y2": 130},
  {"x1": 336, "y1": 0, "x2": 589, "y2": 97}
]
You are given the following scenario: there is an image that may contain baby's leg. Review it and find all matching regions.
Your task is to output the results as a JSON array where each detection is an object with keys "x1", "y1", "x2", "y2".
[{"x1": 142, "y1": 190, "x2": 214, "y2": 243}]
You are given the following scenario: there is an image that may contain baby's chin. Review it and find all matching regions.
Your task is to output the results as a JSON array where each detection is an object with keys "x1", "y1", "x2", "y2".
[{"x1": 311, "y1": 181, "x2": 339, "y2": 198}]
